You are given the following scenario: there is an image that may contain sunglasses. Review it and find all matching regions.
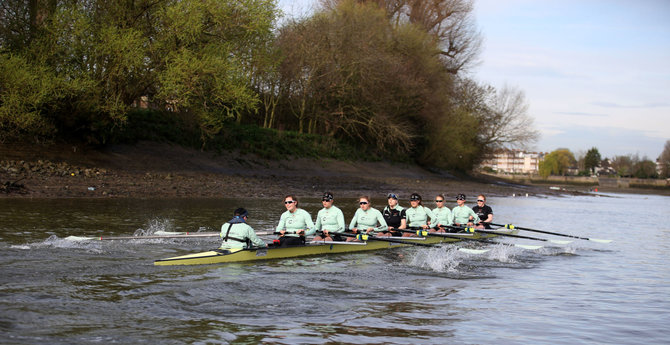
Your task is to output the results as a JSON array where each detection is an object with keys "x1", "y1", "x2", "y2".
[
  {"x1": 435, "y1": 200, "x2": 444, "y2": 202},
  {"x1": 284, "y1": 200, "x2": 295, "y2": 204},
  {"x1": 477, "y1": 199, "x2": 485, "y2": 202},
  {"x1": 322, "y1": 198, "x2": 332, "y2": 202},
  {"x1": 359, "y1": 201, "x2": 369, "y2": 205}
]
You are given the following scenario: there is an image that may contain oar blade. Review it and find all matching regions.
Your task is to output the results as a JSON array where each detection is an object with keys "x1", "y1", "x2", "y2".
[
  {"x1": 589, "y1": 238, "x2": 613, "y2": 243},
  {"x1": 153, "y1": 231, "x2": 186, "y2": 236},
  {"x1": 65, "y1": 236, "x2": 96, "y2": 241},
  {"x1": 514, "y1": 244, "x2": 543, "y2": 250},
  {"x1": 458, "y1": 248, "x2": 490, "y2": 254},
  {"x1": 550, "y1": 239, "x2": 573, "y2": 245}
]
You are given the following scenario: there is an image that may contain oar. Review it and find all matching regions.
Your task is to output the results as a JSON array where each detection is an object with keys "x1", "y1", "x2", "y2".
[
  {"x1": 331, "y1": 231, "x2": 437, "y2": 247},
  {"x1": 490, "y1": 223, "x2": 612, "y2": 243},
  {"x1": 402, "y1": 228, "x2": 543, "y2": 250},
  {"x1": 445, "y1": 225, "x2": 571, "y2": 245},
  {"x1": 330, "y1": 231, "x2": 490, "y2": 254},
  {"x1": 66, "y1": 231, "x2": 275, "y2": 241}
]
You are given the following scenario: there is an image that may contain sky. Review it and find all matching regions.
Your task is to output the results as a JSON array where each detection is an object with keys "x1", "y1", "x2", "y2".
[{"x1": 277, "y1": 0, "x2": 670, "y2": 159}]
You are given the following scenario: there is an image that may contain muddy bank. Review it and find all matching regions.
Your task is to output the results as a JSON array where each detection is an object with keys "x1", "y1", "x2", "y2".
[{"x1": 1, "y1": 141, "x2": 572, "y2": 199}]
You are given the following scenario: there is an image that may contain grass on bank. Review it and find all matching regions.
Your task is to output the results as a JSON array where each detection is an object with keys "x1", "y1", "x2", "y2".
[{"x1": 108, "y1": 109, "x2": 385, "y2": 162}]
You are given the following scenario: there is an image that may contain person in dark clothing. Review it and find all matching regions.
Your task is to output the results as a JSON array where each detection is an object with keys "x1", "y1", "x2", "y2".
[{"x1": 472, "y1": 194, "x2": 493, "y2": 229}]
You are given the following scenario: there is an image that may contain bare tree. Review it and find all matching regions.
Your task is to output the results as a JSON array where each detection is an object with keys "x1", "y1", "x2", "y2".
[
  {"x1": 323, "y1": 0, "x2": 482, "y2": 74},
  {"x1": 454, "y1": 79, "x2": 539, "y2": 153},
  {"x1": 659, "y1": 139, "x2": 670, "y2": 178}
]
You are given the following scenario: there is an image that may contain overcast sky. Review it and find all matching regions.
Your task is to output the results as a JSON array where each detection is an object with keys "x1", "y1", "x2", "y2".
[{"x1": 278, "y1": 0, "x2": 670, "y2": 159}]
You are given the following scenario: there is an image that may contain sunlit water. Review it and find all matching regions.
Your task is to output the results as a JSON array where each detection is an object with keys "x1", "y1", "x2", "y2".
[{"x1": 1, "y1": 193, "x2": 669, "y2": 344}]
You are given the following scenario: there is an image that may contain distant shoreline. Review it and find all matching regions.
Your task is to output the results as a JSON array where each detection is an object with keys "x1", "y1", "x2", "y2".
[{"x1": 483, "y1": 172, "x2": 670, "y2": 197}]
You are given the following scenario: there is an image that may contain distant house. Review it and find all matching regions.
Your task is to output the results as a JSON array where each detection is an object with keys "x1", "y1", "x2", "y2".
[{"x1": 478, "y1": 149, "x2": 546, "y2": 174}]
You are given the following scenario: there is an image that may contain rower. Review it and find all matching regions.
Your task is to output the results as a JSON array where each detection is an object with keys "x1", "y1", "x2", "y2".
[
  {"x1": 431, "y1": 194, "x2": 453, "y2": 233},
  {"x1": 401, "y1": 193, "x2": 435, "y2": 237},
  {"x1": 452, "y1": 193, "x2": 479, "y2": 229},
  {"x1": 276, "y1": 194, "x2": 315, "y2": 247},
  {"x1": 219, "y1": 208, "x2": 267, "y2": 252},
  {"x1": 313, "y1": 192, "x2": 346, "y2": 242},
  {"x1": 347, "y1": 195, "x2": 388, "y2": 241},
  {"x1": 382, "y1": 193, "x2": 406, "y2": 237}
]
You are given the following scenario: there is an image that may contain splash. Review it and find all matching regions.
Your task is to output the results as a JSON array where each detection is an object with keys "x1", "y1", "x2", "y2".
[
  {"x1": 30, "y1": 234, "x2": 104, "y2": 253},
  {"x1": 408, "y1": 246, "x2": 463, "y2": 273},
  {"x1": 9, "y1": 244, "x2": 31, "y2": 250},
  {"x1": 134, "y1": 218, "x2": 176, "y2": 236},
  {"x1": 487, "y1": 243, "x2": 519, "y2": 263}
]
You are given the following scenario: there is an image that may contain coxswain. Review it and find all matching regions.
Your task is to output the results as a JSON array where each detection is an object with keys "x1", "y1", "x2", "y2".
[
  {"x1": 219, "y1": 208, "x2": 267, "y2": 252},
  {"x1": 347, "y1": 195, "x2": 388, "y2": 241},
  {"x1": 382, "y1": 193, "x2": 406, "y2": 237},
  {"x1": 313, "y1": 192, "x2": 346, "y2": 242},
  {"x1": 276, "y1": 194, "x2": 315, "y2": 247}
]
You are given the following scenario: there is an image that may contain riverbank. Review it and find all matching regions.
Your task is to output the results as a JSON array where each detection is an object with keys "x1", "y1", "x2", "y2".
[
  {"x1": 483, "y1": 172, "x2": 670, "y2": 196},
  {"x1": 0, "y1": 141, "x2": 590, "y2": 199}
]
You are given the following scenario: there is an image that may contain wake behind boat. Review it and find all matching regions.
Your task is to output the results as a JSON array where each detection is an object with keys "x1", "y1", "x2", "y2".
[{"x1": 153, "y1": 228, "x2": 517, "y2": 266}]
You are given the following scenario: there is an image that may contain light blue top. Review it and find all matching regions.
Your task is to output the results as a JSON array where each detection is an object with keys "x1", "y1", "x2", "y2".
[
  {"x1": 452, "y1": 205, "x2": 479, "y2": 225},
  {"x1": 405, "y1": 205, "x2": 435, "y2": 228},
  {"x1": 431, "y1": 206, "x2": 453, "y2": 227},
  {"x1": 276, "y1": 208, "x2": 315, "y2": 236},
  {"x1": 315, "y1": 205, "x2": 345, "y2": 233},
  {"x1": 220, "y1": 222, "x2": 267, "y2": 249},
  {"x1": 349, "y1": 208, "x2": 388, "y2": 233}
]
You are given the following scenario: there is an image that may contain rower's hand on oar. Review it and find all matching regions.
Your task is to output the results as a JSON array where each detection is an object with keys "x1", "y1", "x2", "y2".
[
  {"x1": 366, "y1": 227, "x2": 374, "y2": 234},
  {"x1": 279, "y1": 230, "x2": 286, "y2": 236},
  {"x1": 351, "y1": 227, "x2": 359, "y2": 234},
  {"x1": 297, "y1": 229, "x2": 305, "y2": 236}
]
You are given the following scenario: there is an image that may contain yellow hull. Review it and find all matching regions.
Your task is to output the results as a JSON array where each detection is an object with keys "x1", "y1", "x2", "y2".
[{"x1": 154, "y1": 229, "x2": 516, "y2": 266}]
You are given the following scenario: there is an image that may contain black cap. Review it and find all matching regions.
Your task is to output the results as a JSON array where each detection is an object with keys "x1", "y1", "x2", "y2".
[
  {"x1": 387, "y1": 193, "x2": 398, "y2": 200},
  {"x1": 456, "y1": 194, "x2": 466, "y2": 200},
  {"x1": 322, "y1": 192, "x2": 333, "y2": 201},
  {"x1": 410, "y1": 193, "x2": 421, "y2": 201},
  {"x1": 234, "y1": 208, "x2": 248, "y2": 218}
]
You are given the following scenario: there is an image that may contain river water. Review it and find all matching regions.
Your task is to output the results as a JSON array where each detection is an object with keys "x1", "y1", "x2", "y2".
[{"x1": 1, "y1": 193, "x2": 668, "y2": 344}]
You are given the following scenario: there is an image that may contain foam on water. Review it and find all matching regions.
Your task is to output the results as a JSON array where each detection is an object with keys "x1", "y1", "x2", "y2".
[
  {"x1": 486, "y1": 243, "x2": 519, "y2": 263},
  {"x1": 134, "y1": 218, "x2": 176, "y2": 236},
  {"x1": 32, "y1": 234, "x2": 105, "y2": 253}
]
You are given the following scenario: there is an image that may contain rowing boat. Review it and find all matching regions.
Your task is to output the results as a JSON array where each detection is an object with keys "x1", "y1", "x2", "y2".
[{"x1": 154, "y1": 228, "x2": 518, "y2": 266}]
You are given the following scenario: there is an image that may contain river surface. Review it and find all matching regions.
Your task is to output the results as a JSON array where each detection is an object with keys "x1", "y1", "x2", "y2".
[{"x1": 1, "y1": 193, "x2": 669, "y2": 344}]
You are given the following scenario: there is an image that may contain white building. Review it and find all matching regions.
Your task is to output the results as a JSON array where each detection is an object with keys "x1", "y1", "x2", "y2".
[{"x1": 478, "y1": 149, "x2": 546, "y2": 174}]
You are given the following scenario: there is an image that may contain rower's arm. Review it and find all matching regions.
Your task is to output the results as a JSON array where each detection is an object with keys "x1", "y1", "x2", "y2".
[
  {"x1": 246, "y1": 226, "x2": 268, "y2": 248},
  {"x1": 374, "y1": 210, "x2": 388, "y2": 232},
  {"x1": 336, "y1": 209, "x2": 346, "y2": 233},
  {"x1": 303, "y1": 210, "x2": 316, "y2": 236},
  {"x1": 276, "y1": 212, "x2": 287, "y2": 232}
]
